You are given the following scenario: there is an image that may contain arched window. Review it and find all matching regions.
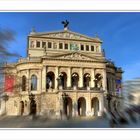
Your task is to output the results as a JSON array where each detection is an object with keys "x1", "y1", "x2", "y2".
[
  {"x1": 22, "y1": 76, "x2": 26, "y2": 91},
  {"x1": 31, "y1": 75, "x2": 37, "y2": 91}
]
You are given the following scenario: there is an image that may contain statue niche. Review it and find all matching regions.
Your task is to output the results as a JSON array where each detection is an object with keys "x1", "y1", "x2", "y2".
[{"x1": 94, "y1": 73, "x2": 103, "y2": 90}]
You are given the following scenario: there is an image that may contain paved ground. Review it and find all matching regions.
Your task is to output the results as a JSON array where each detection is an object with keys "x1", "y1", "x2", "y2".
[{"x1": 0, "y1": 115, "x2": 139, "y2": 128}]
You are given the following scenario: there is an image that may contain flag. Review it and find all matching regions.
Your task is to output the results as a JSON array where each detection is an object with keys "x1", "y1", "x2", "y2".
[
  {"x1": 4, "y1": 75, "x2": 14, "y2": 92},
  {"x1": 70, "y1": 43, "x2": 79, "y2": 51},
  {"x1": 116, "y1": 79, "x2": 121, "y2": 93}
]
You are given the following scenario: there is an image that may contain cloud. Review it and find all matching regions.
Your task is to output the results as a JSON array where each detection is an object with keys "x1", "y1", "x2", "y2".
[{"x1": 0, "y1": 28, "x2": 20, "y2": 59}]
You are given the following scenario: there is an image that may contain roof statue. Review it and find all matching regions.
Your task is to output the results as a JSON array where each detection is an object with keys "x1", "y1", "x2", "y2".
[{"x1": 61, "y1": 20, "x2": 69, "y2": 30}]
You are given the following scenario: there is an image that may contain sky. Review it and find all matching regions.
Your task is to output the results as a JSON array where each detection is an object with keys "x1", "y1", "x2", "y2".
[{"x1": 0, "y1": 12, "x2": 140, "y2": 81}]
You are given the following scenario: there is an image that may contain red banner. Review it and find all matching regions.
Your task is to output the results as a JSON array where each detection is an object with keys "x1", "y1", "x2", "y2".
[{"x1": 4, "y1": 75, "x2": 14, "y2": 92}]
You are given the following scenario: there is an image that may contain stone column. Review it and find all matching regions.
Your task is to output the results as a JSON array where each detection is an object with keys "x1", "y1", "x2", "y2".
[
  {"x1": 79, "y1": 68, "x2": 83, "y2": 88},
  {"x1": 72, "y1": 100, "x2": 78, "y2": 117},
  {"x1": 67, "y1": 67, "x2": 71, "y2": 88},
  {"x1": 0, "y1": 98, "x2": 6, "y2": 115},
  {"x1": 42, "y1": 66, "x2": 46, "y2": 92},
  {"x1": 86, "y1": 95, "x2": 91, "y2": 116},
  {"x1": 55, "y1": 67, "x2": 59, "y2": 89},
  {"x1": 27, "y1": 69, "x2": 30, "y2": 93},
  {"x1": 91, "y1": 69, "x2": 95, "y2": 88},
  {"x1": 102, "y1": 69, "x2": 107, "y2": 92},
  {"x1": 38, "y1": 70, "x2": 42, "y2": 93},
  {"x1": 98, "y1": 96, "x2": 104, "y2": 116}
]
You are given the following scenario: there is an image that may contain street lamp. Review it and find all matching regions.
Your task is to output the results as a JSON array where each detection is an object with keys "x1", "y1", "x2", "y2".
[
  {"x1": 106, "y1": 93, "x2": 112, "y2": 112},
  {"x1": 61, "y1": 93, "x2": 68, "y2": 119},
  {"x1": 3, "y1": 94, "x2": 9, "y2": 115},
  {"x1": 29, "y1": 93, "x2": 36, "y2": 116}
]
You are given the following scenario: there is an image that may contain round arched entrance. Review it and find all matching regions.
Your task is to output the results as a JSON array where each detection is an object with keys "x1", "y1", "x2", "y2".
[
  {"x1": 78, "y1": 97, "x2": 86, "y2": 116},
  {"x1": 64, "y1": 97, "x2": 72, "y2": 118},
  {"x1": 20, "y1": 101, "x2": 24, "y2": 115},
  {"x1": 91, "y1": 97, "x2": 99, "y2": 116},
  {"x1": 46, "y1": 71, "x2": 55, "y2": 89}
]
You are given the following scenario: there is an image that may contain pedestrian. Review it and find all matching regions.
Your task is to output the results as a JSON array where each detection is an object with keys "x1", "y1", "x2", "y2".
[{"x1": 60, "y1": 110, "x2": 62, "y2": 120}]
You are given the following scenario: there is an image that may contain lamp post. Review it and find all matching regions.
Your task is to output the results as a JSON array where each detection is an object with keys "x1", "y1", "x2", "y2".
[
  {"x1": 62, "y1": 93, "x2": 68, "y2": 119},
  {"x1": 29, "y1": 93, "x2": 36, "y2": 117},
  {"x1": 106, "y1": 93, "x2": 112, "y2": 112},
  {"x1": 3, "y1": 94, "x2": 9, "y2": 115}
]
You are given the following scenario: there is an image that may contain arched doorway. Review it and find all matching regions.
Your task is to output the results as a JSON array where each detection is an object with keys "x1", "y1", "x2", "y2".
[
  {"x1": 91, "y1": 97, "x2": 99, "y2": 116},
  {"x1": 71, "y1": 73, "x2": 79, "y2": 88},
  {"x1": 20, "y1": 101, "x2": 24, "y2": 115},
  {"x1": 64, "y1": 97, "x2": 72, "y2": 118},
  {"x1": 83, "y1": 73, "x2": 91, "y2": 88},
  {"x1": 46, "y1": 72, "x2": 55, "y2": 89},
  {"x1": 78, "y1": 97, "x2": 86, "y2": 116},
  {"x1": 59, "y1": 72, "x2": 67, "y2": 89}
]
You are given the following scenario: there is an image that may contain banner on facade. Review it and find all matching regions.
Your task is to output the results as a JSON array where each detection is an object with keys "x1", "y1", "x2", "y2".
[
  {"x1": 116, "y1": 79, "x2": 121, "y2": 95},
  {"x1": 70, "y1": 43, "x2": 79, "y2": 51},
  {"x1": 4, "y1": 75, "x2": 15, "y2": 92}
]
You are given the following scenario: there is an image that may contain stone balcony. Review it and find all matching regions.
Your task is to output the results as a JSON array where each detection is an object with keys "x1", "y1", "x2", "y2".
[
  {"x1": 46, "y1": 86, "x2": 104, "y2": 93},
  {"x1": 18, "y1": 57, "x2": 42, "y2": 63}
]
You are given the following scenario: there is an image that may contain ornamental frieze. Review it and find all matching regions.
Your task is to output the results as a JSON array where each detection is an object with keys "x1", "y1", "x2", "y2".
[{"x1": 42, "y1": 32, "x2": 92, "y2": 41}]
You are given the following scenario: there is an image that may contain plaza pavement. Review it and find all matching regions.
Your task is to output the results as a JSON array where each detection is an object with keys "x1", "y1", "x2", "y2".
[{"x1": 0, "y1": 115, "x2": 139, "y2": 128}]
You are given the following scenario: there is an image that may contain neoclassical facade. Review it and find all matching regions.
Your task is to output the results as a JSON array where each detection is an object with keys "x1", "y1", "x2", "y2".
[{"x1": 1, "y1": 25, "x2": 123, "y2": 118}]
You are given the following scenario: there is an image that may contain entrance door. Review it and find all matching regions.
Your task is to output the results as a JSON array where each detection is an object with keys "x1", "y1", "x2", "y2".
[
  {"x1": 78, "y1": 97, "x2": 86, "y2": 116},
  {"x1": 20, "y1": 101, "x2": 24, "y2": 115},
  {"x1": 91, "y1": 97, "x2": 99, "y2": 116},
  {"x1": 63, "y1": 97, "x2": 72, "y2": 118},
  {"x1": 30, "y1": 100, "x2": 36, "y2": 115}
]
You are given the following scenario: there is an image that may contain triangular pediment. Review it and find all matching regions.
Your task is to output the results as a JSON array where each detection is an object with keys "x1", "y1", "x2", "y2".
[
  {"x1": 29, "y1": 30, "x2": 101, "y2": 43},
  {"x1": 45, "y1": 52, "x2": 104, "y2": 62}
]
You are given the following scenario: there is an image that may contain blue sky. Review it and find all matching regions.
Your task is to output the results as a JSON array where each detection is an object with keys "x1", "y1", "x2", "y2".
[{"x1": 1, "y1": 12, "x2": 140, "y2": 81}]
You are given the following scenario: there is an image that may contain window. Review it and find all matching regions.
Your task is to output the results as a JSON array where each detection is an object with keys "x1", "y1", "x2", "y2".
[
  {"x1": 81, "y1": 45, "x2": 84, "y2": 51},
  {"x1": 48, "y1": 42, "x2": 52, "y2": 48},
  {"x1": 31, "y1": 75, "x2": 37, "y2": 91},
  {"x1": 36, "y1": 41, "x2": 40, "y2": 48},
  {"x1": 42, "y1": 42, "x2": 46, "y2": 48},
  {"x1": 86, "y1": 45, "x2": 89, "y2": 51},
  {"x1": 91, "y1": 46, "x2": 94, "y2": 51},
  {"x1": 22, "y1": 76, "x2": 26, "y2": 91},
  {"x1": 64, "y1": 43, "x2": 68, "y2": 49},
  {"x1": 59, "y1": 43, "x2": 63, "y2": 49}
]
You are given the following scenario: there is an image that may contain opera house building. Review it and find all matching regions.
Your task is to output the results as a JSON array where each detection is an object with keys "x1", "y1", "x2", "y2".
[{"x1": 1, "y1": 23, "x2": 123, "y2": 119}]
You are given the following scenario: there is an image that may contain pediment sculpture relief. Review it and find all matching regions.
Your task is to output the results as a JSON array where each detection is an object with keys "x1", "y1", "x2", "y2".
[
  {"x1": 56, "y1": 53, "x2": 94, "y2": 61},
  {"x1": 43, "y1": 32, "x2": 92, "y2": 41}
]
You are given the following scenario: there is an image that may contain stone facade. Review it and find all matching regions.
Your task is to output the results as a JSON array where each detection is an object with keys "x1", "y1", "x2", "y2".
[{"x1": 1, "y1": 26, "x2": 123, "y2": 119}]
